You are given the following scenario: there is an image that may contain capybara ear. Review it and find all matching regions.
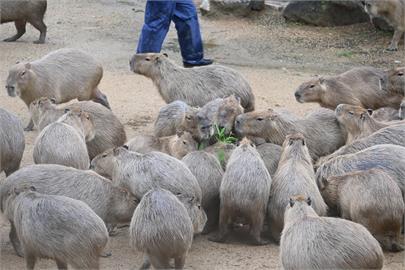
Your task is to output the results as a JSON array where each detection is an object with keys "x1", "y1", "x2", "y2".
[
  {"x1": 163, "y1": 53, "x2": 168, "y2": 58},
  {"x1": 50, "y1": 98, "x2": 56, "y2": 104},
  {"x1": 319, "y1": 77, "x2": 325, "y2": 84},
  {"x1": 64, "y1": 108, "x2": 70, "y2": 114},
  {"x1": 25, "y1": 63, "x2": 31, "y2": 69},
  {"x1": 367, "y1": 109, "x2": 373, "y2": 116},
  {"x1": 306, "y1": 197, "x2": 312, "y2": 206},
  {"x1": 289, "y1": 198, "x2": 295, "y2": 207},
  {"x1": 176, "y1": 130, "x2": 184, "y2": 137},
  {"x1": 123, "y1": 144, "x2": 129, "y2": 150}
]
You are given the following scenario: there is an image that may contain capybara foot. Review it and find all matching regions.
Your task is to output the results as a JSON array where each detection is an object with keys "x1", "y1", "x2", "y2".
[
  {"x1": 100, "y1": 250, "x2": 112, "y2": 257},
  {"x1": 389, "y1": 243, "x2": 404, "y2": 252},
  {"x1": 208, "y1": 233, "x2": 227, "y2": 243},
  {"x1": 3, "y1": 36, "x2": 18, "y2": 42},
  {"x1": 33, "y1": 39, "x2": 45, "y2": 44},
  {"x1": 250, "y1": 237, "x2": 270, "y2": 246},
  {"x1": 386, "y1": 46, "x2": 398, "y2": 51}
]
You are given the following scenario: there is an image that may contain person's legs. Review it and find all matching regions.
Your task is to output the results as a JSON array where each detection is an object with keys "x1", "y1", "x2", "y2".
[{"x1": 136, "y1": 0, "x2": 175, "y2": 53}]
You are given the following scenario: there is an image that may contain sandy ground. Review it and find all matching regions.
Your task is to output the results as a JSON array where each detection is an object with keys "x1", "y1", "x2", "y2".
[{"x1": 0, "y1": 0, "x2": 404, "y2": 269}]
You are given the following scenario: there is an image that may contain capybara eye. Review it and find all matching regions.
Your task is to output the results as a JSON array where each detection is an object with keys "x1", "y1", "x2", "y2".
[
  {"x1": 182, "y1": 141, "x2": 187, "y2": 145},
  {"x1": 309, "y1": 84, "x2": 315, "y2": 88},
  {"x1": 102, "y1": 154, "x2": 107, "y2": 158},
  {"x1": 348, "y1": 111, "x2": 354, "y2": 115},
  {"x1": 20, "y1": 71, "x2": 26, "y2": 76},
  {"x1": 145, "y1": 57, "x2": 151, "y2": 62},
  {"x1": 185, "y1": 116, "x2": 192, "y2": 120},
  {"x1": 398, "y1": 72, "x2": 404, "y2": 77},
  {"x1": 256, "y1": 117, "x2": 264, "y2": 121}
]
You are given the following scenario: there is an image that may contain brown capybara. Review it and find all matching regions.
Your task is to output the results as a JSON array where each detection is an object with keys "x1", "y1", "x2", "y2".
[
  {"x1": 0, "y1": 0, "x2": 47, "y2": 44},
  {"x1": 29, "y1": 97, "x2": 126, "y2": 159},
  {"x1": 6, "y1": 48, "x2": 110, "y2": 130},
  {"x1": 267, "y1": 134, "x2": 327, "y2": 242},
  {"x1": 280, "y1": 195, "x2": 384, "y2": 270},
  {"x1": 364, "y1": 0, "x2": 405, "y2": 51},
  {"x1": 235, "y1": 108, "x2": 346, "y2": 161},
  {"x1": 320, "y1": 169, "x2": 404, "y2": 252},
  {"x1": 294, "y1": 67, "x2": 402, "y2": 109},
  {"x1": 129, "y1": 53, "x2": 255, "y2": 111},
  {"x1": 209, "y1": 138, "x2": 271, "y2": 245},
  {"x1": 256, "y1": 143, "x2": 282, "y2": 177}
]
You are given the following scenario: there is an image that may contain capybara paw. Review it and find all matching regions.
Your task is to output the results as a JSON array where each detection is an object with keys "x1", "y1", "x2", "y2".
[
  {"x1": 390, "y1": 243, "x2": 404, "y2": 252},
  {"x1": 386, "y1": 46, "x2": 398, "y2": 51},
  {"x1": 100, "y1": 250, "x2": 112, "y2": 257},
  {"x1": 3, "y1": 37, "x2": 17, "y2": 42},
  {"x1": 33, "y1": 39, "x2": 45, "y2": 44}
]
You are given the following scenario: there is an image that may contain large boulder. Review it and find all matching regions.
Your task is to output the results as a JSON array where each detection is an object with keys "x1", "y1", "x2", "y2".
[{"x1": 282, "y1": 1, "x2": 370, "y2": 26}]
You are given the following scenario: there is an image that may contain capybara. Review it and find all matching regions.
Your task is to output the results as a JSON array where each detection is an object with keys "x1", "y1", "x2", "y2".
[
  {"x1": 7, "y1": 187, "x2": 108, "y2": 269},
  {"x1": 182, "y1": 151, "x2": 224, "y2": 233},
  {"x1": 316, "y1": 144, "x2": 405, "y2": 198},
  {"x1": 335, "y1": 104, "x2": 393, "y2": 144},
  {"x1": 316, "y1": 124, "x2": 405, "y2": 165},
  {"x1": 129, "y1": 53, "x2": 255, "y2": 111},
  {"x1": 386, "y1": 66, "x2": 405, "y2": 95},
  {"x1": 400, "y1": 99, "x2": 405, "y2": 119},
  {"x1": 203, "y1": 141, "x2": 236, "y2": 169},
  {"x1": 112, "y1": 147, "x2": 206, "y2": 233},
  {"x1": 6, "y1": 48, "x2": 110, "y2": 130},
  {"x1": 267, "y1": 134, "x2": 327, "y2": 242},
  {"x1": 90, "y1": 148, "x2": 115, "y2": 179},
  {"x1": 256, "y1": 143, "x2": 282, "y2": 177},
  {"x1": 0, "y1": 108, "x2": 25, "y2": 176},
  {"x1": 130, "y1": 188, "x2": 193, "y2": 270},
  {"x1": 33, "y1": 109, "x2": 95, "y2": 169},
  {"x1": 154, "y1": 100, "x2": 200, "y2": 139},
  {"x1": 280, "y1": 195, "x2": 384, "y2": 270},
  {"x1": 209, "y1": 138, "x2": 271, "y2": 245},
  {"x1": 125, "y1": 131, "x2": 197, "y2": 159},
  {"x1": 30, "y1": 98, "x2": 126, "y2": 159},
  {"x1": 320, "y1": 169, "x2": 404, "y2": 252},
  {"x1": 235, "y1": 108, "x2": 346, "y2": 161},
  {"x1": 0, "y1": 0, "x2": 47, "y2": 44},
  {"x1": 372, "y1": 107, "x2": 402, "y2": 121},
  {"x1": 364, "y1": 0, "x2": 405, "y2": 51},
  {"x1": 0, "y1": 164, "x2": 138, "y2": 256},
  {"x1": 294, "y1": 66, "x2": 402, "y2": 109}
]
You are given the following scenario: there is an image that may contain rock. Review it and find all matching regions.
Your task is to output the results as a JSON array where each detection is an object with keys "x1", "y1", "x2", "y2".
[{"x1": 202, "y1": 0, "x2": 265, "y2": 17}]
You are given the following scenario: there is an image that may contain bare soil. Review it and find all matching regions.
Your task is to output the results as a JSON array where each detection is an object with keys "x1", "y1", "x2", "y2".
[{"x1": 0, "y1": 0, "x2": 403, "y2": 269}]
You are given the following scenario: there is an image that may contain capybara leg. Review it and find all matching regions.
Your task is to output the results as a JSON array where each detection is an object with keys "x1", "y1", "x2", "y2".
[
  {"x1": 174, "y1": 254, "x2": 186, "y2": 269},
  {"x1": 24, "y1": 118, "x2": 34, "y2": 132},
  {"x1": 208, "y1": 208, "x2": 229, "y2": 243},
  {"x1": 202, "y1": 206, "x2": 219, "y2": 234},
  {"x1": 28, "y1": 18, "x2": 46, "y2": 44},
  {"x1": 55, "y1": 259, "x2": 67, "y2": 270},
  {"x1": 250, "y1": 214, "x2": 269, "y2": 246},
  {"x1": 139, "y1": 255, "x2": 151, "y2": 269},
  {"x1": 387, "y1": 30, "x2": 403, "y2": 51},
  {"x1": 9, "y1": 222, "x2": 24, "y2": 257},
  {"x1": 148, "y1": 253, "x2": 171, "y2": 269},
  {"x1": 92, "y1": 89, "x2": 111, "y2": 109},
  {"x1": 269, "y1": 222, "x2": 281, "y2": 244},
  {"x1": 3, "y1": 20, "x2": 26, "y2": 42},
  {"x1": 25, "y1": 254, "x2": 37, "y2": 270}
]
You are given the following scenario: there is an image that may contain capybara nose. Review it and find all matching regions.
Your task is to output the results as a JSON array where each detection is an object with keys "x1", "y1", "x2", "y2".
[
  {"x1": 294, "y1": 92, "x2": 301, "y2": 100},
  {"x1": 5, "y1": 85, "x2": 14, "y2": 90}
]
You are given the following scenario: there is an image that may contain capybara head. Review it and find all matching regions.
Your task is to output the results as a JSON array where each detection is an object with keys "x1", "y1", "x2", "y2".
[
  {"x1": 79, "y1": 111, "x2": 96, "y2": 141},
  {"x1": 6, "y1": 63, "x2": 35, "y2": 98},
  {"x1": 61, "y1": 108, "x2": 96, "y2": 142},
  {"x1": 363, "y1": 0, "x2": 386, "y2": 18},
  {"x1": 29, "y1": 97, "x2": 56, "y2": 126},
  {"x1": 281, "y1": 133, "x2": 311, "y2": 163},
  {"x1": 180, "y1": 107, "x2": 200, "y2": 139},
  {"x1": 90, "y1": 148, "x2": 115, "y2": 179},
  {"x1": 294, "y1": 77, "x2": 325, "y2": 103},
  {"x1": 129, "y1": 53, "x2": 168, "y2": 75},
  {"x1": 215, "y1": 95, "x2": 244, "y2": 135},
  {"x1": 335, "y1": 104, "x2": 373, "y2": 134},
  {"x1": 386, "y1": 67, "x2": 405, "y2": 95},
  {"x1": 177, "y1": 193, "x2": 207, "y2": 234},
  {"x1": 172, "y1": 131, "x2": 198, "y2": 159},
  {"x1": 109, "y1": 187, "x2": 139, "y2": 223},
  {"x1": 285, "y1": 194, "x2": 312, "y2": 219},
  {"x1": 234, "y1": 109, "x2": 279, "y2": 138}
]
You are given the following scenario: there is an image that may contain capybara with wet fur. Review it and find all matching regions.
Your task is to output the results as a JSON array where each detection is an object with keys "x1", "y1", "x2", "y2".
[
  {"x1": 130, "y1": 188, "x2": 193, "y2": 270},
  {"x1": 364, "y1": 0, "x2": 405, "y2": 51},
  {"x1": 294, "y1": 67, "x2": 402, "y2": 109},
  {"x1": 372, "y1": 107, "x2": 402, "y2": 121},
  {"x1": 30, "y1": 97, "x2": 126, "y2": 158},
  {"x1": 0, "y1": 164, "x2": 138, "y2": 256},
  {"x1": 256, "y1": 143, "x2": 282, "y2": 177},
  {"x1": 6, "y1": 48, "x2": 110, "y2": 130},
  {"x1": 209, "y1": 138, "x2": 271, "y2": 245},
  {"x1": 268, "y1": 134, "x2": 327, "y2": 242},
  {"x1": 33, "y1": 109, "x2": 95, "y2": 169},
  {"x1": 7, "y1": 187, "x2": 108, "y2": 269},
  {"x1": 0, "y1": 0, "x2": 47, "y2": 44},
  {"x1": 112, "y1": 147, "x2": 206, "y2": 234},
  {"x1": 235, "y1": 108, "x2": 346, "y2": 161},
  {"x1": 182, "y1": 151, "x2": 224, "y2": 233},
  {"x1": 130, "y1": 53, "x2": 255, "y2": 111},
  {"x1": 280, "y1": 195, "x2": 384, "y2": 270},
  {"x1": 0, "y1": 108, "x2": 25, "y2": 176},
  {"x1": 125, "y1": 131, "x2": 197, "y2": 159},
  {"x1": 320, "y1": 169, "x2": 404, "y2": 252},
  {"x1": 154, "y1": 100, "x2": 200, "y2": 139}
]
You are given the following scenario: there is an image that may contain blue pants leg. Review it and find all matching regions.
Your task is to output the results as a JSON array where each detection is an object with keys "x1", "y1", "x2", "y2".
[
  {"x1": 136, "y1": 0, "x2": 175, "y2": 53},
  {"x1": 173, "y1": 0, "x2": 204, "y2": 62}
]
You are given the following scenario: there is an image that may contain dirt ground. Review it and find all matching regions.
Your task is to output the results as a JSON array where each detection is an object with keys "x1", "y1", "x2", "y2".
[{"x1": 0, "y1": 0, "x2": 404, "y2": 269}]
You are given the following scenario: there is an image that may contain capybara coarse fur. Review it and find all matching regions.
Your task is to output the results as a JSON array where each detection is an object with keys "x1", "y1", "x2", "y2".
[
  {"x1": 335, "y1": 104, "x2": 392, "y2": 144},
  {"x1": 294, "y1": 66, "x2": 402, "y2": 109},
  {"x1": 29, "y1": 97, "x2": 126, "y2": 159},
  {"x1": 267, "y1": 134, "x2": 327, "y2": 242},
  {"x1": 0, "y1": 0, "x2": 47, "y2": 44},
  {"x1": 182, "y1": 151, "x2": 224, "y2": 233},
  {"x1": 372, "y1": 107, "x2": 402, "y2": 121},
  {"x1": 203, "y1": 141, "x2": 236, "y2": 169},
  {"x1": 280, "y1": 195, "x2": 384, "y2": 270},
  {"x1": 320, "y1": 169, "x2": 404, "y2": 252},
  {"x1": 209, "y1": 138, "x2": 271, "y2": 245},
  {"x1": 125, "y1": 131, "x2": 197, "y2": 159},
  {"x1": 386, "y1": 67, "x2": 405, "y2": 95},
  {"x1": 256, "y1": 143, "x2": 282, "y2": 177},
  {"x1": 6, "y1": 48, "x2": 110, "y2": 130},
  {"x1": 316, "y1": 144, "x2": 405, "y2": 198},
  {"x1": 90, "y1": 148, "x2": 115, "y2": 179},
  {"x1": 33, "y1": 109, "x2": 95, "y2": 170},
  {"x1": 235, "y1": 108, "x2": 346, "y2": 161},
  {"x1": 129, "y1": 53, "x2": 255, "y2": 111},
  {"x1": 0, "y1": 108, "x2": 25, "y2": 176},
  {"x1": 112, "y1": 147, "x2": 206, "y2": 233},
  {"x1": 364, "y1": 0, "x2": 405, "y2": 51},
  {"x1": 0, "y1": 164, "x2": 138, "y2": 257},
  {"x1": 130, "y1": 188, "x2": 193, "y2": 270},
  {"x1": 8, "y1": 187, "x2": 108, "y2": 269},
  {"x1": 154, "y1": 100, "x2": 200, "y2": 139}
]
